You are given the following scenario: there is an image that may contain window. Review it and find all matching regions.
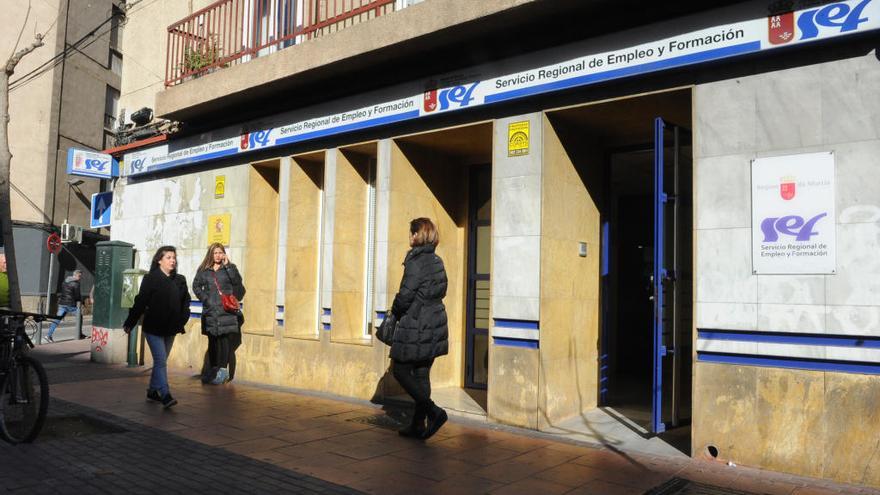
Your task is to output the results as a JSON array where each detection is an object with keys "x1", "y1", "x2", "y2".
[
  {"x1": 109, "y1": 49, "x2": 122, "y2": 76},
  {"x1": 104, "y1": 86, "x2": 119, "y2": 131}
]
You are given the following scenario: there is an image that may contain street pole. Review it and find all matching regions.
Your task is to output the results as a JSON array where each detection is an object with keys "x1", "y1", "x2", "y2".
[{"x1": 39, "y1": 251, "x2": 54, "y2": 344}]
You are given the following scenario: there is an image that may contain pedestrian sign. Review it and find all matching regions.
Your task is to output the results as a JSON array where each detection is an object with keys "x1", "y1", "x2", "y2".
[{"x1": 90, "y1": 191, "x2": 113, "y2": 228}]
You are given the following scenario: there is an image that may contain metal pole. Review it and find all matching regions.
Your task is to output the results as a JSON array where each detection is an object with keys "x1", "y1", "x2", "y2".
[{"x1": 39, "y1": 252, "x2": 54, "y2": 344}]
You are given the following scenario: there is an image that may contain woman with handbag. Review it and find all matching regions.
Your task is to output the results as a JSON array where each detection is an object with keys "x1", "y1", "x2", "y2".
[
  {"x1": 193, "y1": 243, "x2": 246, "y2": 385},
  {"x1": 387, "y1": 218, "x2": 449, "y2": 439},
  {"x1": 123, "y1": 246, "x2": 191, "y2": 409}
]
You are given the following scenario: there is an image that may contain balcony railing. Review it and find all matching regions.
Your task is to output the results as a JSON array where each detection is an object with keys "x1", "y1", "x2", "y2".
[{"x1": 166, "y1": 0, "x2": 398, "y2": 87}]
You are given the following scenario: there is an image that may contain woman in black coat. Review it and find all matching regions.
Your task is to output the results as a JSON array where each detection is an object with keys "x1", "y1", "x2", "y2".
[
  {"x1": 123, "y1": 246, "x2": 191, "y2": 409},
  {"x1": 192, "y1": 243, "x2": 246, "y2": 384},
  {"x1": 390, "y1": 217, "x2": 449, "y2": 439}
]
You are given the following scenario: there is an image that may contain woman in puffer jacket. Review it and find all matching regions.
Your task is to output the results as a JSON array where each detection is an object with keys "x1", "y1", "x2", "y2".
[
  {"x1": 193, "y1": 243, "x2": 246, "y2": 384},
  {"x1": 390, "y1": 217, "x2": 449, "y2": 439}
]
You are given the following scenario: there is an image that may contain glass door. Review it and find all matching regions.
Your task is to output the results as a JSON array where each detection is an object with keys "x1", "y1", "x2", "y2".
[{"x1": 466, "y1": 165, "x2": 491, "y2": 389}]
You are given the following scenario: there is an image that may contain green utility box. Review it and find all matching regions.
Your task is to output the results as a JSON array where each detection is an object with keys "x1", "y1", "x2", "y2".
[{"x1": 93, "y1": 241, "x2": 134, "y2": 329}]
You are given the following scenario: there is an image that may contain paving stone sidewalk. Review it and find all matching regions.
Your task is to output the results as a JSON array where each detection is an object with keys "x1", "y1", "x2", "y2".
[{"x1": 6, "y1": 339, "x2": 877, "y2": 495}]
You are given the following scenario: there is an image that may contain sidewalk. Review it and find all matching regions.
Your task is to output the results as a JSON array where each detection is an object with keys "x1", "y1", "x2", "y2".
[{"x1": 8, "y1": 339, "x2": 878, "y2": 495}]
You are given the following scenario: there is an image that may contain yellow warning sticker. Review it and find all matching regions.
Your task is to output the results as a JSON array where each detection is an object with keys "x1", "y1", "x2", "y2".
[
  {"x1": 207, "y1": 213, "x2": 231, "y2": 246},
  {"x1": 215, "y1": 175, "x2": 226, "y2": 199},
  {"x1": 508, "y1": 121, "x2": 529, "y2": 157}
]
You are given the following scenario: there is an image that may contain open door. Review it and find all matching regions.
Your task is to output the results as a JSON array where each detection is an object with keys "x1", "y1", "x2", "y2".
[{"x1": 652, "y1": 117, "x2": 692, "y2": 434}]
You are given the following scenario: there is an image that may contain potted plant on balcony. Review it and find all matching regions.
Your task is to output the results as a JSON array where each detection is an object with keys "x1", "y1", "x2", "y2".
[{"x1": 180, "y1": 34, "x2": 226, "y2": 80}]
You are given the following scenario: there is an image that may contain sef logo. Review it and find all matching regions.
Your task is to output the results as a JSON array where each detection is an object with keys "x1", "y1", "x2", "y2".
[
  {"x1": 83, "y1": 159, "x2": 108, "y2": 171},
  {"x1": 798, "y1": 0, "x2": 871, "y2": 39},
  {"x1": 130, "y1": 158, "x2": 146, "y2": 172},
  {"x1": 241, "y1": 130, "x2": 272, "y2": 150},
  {"x1": 423, "y1": 83, "x2": 479, "y2": 113},
  {"x1": 760, "y1": 213, "x2": 827, "y2": 242}
]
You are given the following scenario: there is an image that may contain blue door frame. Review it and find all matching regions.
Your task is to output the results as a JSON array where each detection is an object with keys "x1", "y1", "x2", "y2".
[{"x1": 652, "y1": 117, "x2": 669, "y2": 435}]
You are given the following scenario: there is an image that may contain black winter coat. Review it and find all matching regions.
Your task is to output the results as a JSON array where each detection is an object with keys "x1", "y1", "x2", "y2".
[
  {"x1": 123, "y1": 268, "x2": 191, "y2": 337},
  {"x1": 192, "y1": 264, "x2": 246, "y2": 336},
  {"x1": 58, "y1": 277, "x2": 82, "y2": 306},
  {"x1": 390, "y1": 244, "x2": 449, "y2": 363}
]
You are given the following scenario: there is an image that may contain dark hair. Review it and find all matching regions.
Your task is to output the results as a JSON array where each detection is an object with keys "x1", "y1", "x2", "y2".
[
  {"x1": 198, "y1": 242, "x2": 226, "y2": 271},
  {"x1": 150, "y1": 245, "x2": 177, "y2": 274},
  {"x1": 410, "y1": 218, "x2": 439, "y2": 247}
]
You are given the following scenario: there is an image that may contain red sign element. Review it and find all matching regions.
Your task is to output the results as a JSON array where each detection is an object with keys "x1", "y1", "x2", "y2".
[
  {"x1": 423, "y1": 82, "x2": 438, "y2": 112},
  {"x1": 768, "y1": 12, "x2": 795, "y2": 45},
  {"x1": 47, "y1": 233, "x2": 62, "y2": 254},
  {"x1": 780, "y1": 177, "x2": 796, "y2": 201}
]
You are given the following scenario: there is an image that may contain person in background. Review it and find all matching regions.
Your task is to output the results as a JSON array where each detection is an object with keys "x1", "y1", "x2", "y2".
[
  {"x1": 0, "y1": 254, "x2": 9, "y2": 309},
  {"x1": 123, "y1": 246, "x2": 191, "y2": 409},
  {"x1": 193, "y1": 243, "x2": 245, "y2": 385},
  {"x1": 44, "y1": 269, "x2": 85, "y2": 343},
  {"x1": 390, "y1": 218, "x2": 450, "y2": 439}
]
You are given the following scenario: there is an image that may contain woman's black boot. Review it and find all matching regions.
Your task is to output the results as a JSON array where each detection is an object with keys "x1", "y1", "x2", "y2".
[
  {"x1": 421, "y1": 405, "x2": 447, "y2": 439},
  {"x1": 399, "y1": 404, "x2": 427, "y2": 438}
]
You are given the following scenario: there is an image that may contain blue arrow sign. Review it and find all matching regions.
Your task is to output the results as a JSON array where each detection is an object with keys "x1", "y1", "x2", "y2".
[{"x1": 90, "y1": 191, "x2": 113, "y2": 228}]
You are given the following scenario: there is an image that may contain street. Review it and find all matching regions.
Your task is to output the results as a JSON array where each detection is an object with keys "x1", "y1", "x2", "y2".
[{"x1": 1, "y1": 340, "x2": 875, "y2": 495}]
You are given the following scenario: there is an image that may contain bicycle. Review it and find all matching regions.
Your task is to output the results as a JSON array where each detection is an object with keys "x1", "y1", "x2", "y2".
[{"x1": 0, "y1": 309, "x2": 52, "y2": 444}]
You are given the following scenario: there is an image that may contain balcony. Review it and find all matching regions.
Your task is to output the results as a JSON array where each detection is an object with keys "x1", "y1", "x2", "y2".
[
  {"x1": 165, "y1": 0, "x2": 399, "y2": 87},
  {"x1": 156, "y1": 0, "x2": 733, "y2": 124}
]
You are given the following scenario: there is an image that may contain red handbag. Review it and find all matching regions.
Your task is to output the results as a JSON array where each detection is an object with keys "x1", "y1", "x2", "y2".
[{"x1": 212, "y1": 271, "x2": 240, "y2": 313}]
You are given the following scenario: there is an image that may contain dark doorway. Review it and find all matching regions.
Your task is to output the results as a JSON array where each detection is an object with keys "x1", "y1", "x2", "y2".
[{"x1": 465, "y1": 164, "x2": 491, "y2": 390}]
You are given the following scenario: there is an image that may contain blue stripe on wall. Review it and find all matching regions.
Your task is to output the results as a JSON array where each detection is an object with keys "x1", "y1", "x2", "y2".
[
  {"x1": 493, "y1": 337, "x2": 539, "y2": 349},
  {"x1": 322, "y1": 323, "x2": 331, "y2": 331},
  {"x1": 322, "y1": 308, "x2": 331, "y2": 316},
  {"x1": 697, "y1": 352, "x2": 880, "y2": 375},
  {"x1": 493, "y1": 319, "x2": 539, "y2": 330},
  {"x1": 698, "y1": 329, "x2": 880, "y2": 348}
]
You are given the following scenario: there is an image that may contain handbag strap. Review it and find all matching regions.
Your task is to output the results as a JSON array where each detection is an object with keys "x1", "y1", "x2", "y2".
[{"x1": 211, "y1": 270, "x2": 225, "y2": 296}]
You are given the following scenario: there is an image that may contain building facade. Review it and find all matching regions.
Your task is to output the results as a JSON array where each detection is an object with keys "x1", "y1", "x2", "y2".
[
  {"x1": 4, "y1": 0, "x2": 122, "y2": 309},
  {"x1": 111, "y1": 0, "x2": 880, "y2": 487}
]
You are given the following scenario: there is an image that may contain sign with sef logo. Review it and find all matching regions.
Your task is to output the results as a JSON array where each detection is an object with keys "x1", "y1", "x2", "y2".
[
  {"x1": 751, "y1": 152, "x2": 835, "y2": 274},
  {"x1": 67, "y1": 148, "x2": 119, "y2": 179}
]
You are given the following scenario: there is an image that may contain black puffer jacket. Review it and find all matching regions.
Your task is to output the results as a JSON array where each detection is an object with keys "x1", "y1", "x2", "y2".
[
  {"x1": 123, "y1": 268, "x2": 191, "y2": 337},
  {"x1": 192, "y1": 264, "x2": 246, "y2": 336},
  {"x1": 390, "y1": 244, "x2": 448, "y2": 363}
]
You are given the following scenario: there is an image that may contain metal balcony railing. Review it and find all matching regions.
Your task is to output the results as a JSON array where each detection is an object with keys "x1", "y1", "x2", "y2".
[{"x1": 165, "y1": 0, "x2": 398, "y2": 87}]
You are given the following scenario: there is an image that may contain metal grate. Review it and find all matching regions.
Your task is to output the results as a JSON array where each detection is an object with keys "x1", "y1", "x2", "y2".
[
  {"x1": 346, "y1": 414, "x2": 405, "y2": 431},
  {"x1": 645, "y1": 478, "x2": 761, "y2": 495},
  {"x1": 38, "y1": 415, "x2": 128, "y2": 441}
]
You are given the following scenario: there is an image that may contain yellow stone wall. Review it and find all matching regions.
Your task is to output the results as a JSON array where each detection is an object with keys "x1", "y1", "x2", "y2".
[
  {"x1": 330, "y1": 149, "x2": 372, "y2": 342},
  {"x1": 388, "y1": 140, "x2": 467, "y2": 388},
  {"x1": 693, "y1": 362, "x2": 880, "y2": 488},
  {"x1": 285, "y1": 154, "x2": 325, "y2": 338},
  {"x1": 538, "y1": 115, "x2": 602, "y2": 426},
  {"x1": 242, "y1": 162, "x2": 280, "y2": 336}
]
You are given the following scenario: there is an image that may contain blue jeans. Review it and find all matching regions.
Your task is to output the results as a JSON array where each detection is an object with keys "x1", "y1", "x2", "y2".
[
  {"x1": 46, "y1": 305, "x2": 78, "y2": 338},
  {"x1": 145, "y1": 333, "x2": 176, "y2": 396}
]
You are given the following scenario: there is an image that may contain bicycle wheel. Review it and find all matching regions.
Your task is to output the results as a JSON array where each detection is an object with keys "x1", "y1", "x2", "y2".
[{"x1": 0, "y1": 355, "x2": 49, "y2": 444}]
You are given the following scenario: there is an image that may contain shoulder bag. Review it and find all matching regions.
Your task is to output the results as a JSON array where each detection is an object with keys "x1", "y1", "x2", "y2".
[{"x1": 212, "y1": 271, "x2": 240, "y2": 313}]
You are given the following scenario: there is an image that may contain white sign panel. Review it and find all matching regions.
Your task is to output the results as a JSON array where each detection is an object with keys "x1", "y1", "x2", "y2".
[
  {"x1": 751, "y1": 152, "x2": 835, "y2": 274},
  {"x1": 67, "y1": 148, "x2": 118, "y2": 178},
  {"x1": 125, "y1": 0, "x2": 880, "y2": 176}
]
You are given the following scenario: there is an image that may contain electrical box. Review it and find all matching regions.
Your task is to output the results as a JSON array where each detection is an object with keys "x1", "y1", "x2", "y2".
[
  {"x1": 93, "y1": 241, "x2": 134, "y2": 328},
  {"x1": 61, "y1": 223, "x2": 83, "y2": 244}
]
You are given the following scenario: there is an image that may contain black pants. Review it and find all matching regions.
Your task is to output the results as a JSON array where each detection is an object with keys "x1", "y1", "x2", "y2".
[
  {"x1": 392, "y1": 359, "x2": 434, "y2": 417},
  {"x1": 208, "y1": 333, "x2": 241, "y2": 377}
]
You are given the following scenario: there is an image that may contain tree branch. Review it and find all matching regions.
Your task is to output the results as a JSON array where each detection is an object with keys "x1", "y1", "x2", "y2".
[{"x1": 5, "y1": 34, "x2": 44, "y2": 75}]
